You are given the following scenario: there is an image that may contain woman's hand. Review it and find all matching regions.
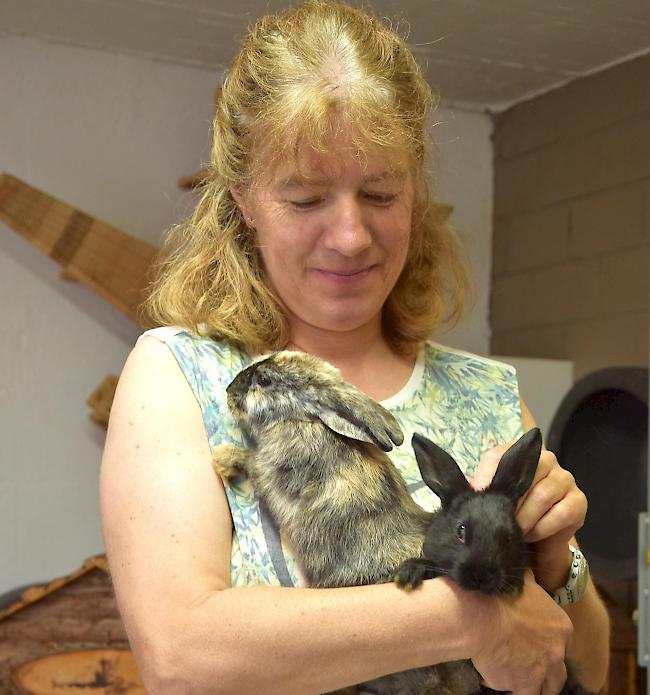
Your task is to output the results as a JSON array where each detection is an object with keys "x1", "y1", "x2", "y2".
[
  {"x1": 471, "y1": 430, "x2": 610, "y2": 694},
  {"x1": 470, "y1": 571, "x2": 573, "y2": 694},
  {"x1": 472, "y1": 439, "x2": 587, "y2": 592}
]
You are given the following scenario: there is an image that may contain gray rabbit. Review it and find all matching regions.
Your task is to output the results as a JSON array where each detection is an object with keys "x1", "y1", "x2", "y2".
[
  {"x1": 214, "y1": 350, "x2": 431, "y2": 589},
  {"x1": 393, "y1": 428, "x2": 542, "y2": 595},
  {"x1": 394, "y1": 429, "x2": 594, "y2": 695}
]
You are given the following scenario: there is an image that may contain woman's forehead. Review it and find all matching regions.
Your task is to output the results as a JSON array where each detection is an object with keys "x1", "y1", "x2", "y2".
[{"x1": 258, "y1": 141, "x2": 410, "y2": 187}]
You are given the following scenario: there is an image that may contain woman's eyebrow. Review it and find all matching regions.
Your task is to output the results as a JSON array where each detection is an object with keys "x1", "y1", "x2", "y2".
[
  {"x1": 364, "y1": 170, "x2": 407, "y2": 184},
  {"x1": 278, "y1": 169, "x2": 406, "y2": 189},
  {"x1": 278, "y1": 175, "x2": 329, "y2": 190}
]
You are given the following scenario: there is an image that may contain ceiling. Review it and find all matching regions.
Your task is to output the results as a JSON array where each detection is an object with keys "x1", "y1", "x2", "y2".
[{"x1": 2, "y1": 0, "x2": 649, "y2": 112}]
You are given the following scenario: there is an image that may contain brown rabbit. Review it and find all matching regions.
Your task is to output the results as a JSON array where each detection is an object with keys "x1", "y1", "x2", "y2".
[
  {"x1": 214, "y1": 351, "x2": 481, "y2": 694},
  {"x1": 214, "y1": 350, "x2": 430, "y2": 588}
]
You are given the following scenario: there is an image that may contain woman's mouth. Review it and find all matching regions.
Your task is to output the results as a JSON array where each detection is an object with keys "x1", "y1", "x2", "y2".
[
  {"x1": 314, "y1": 267, "x2": 374, "y2": 285},
  {"x1": 325, "y1": 268, "x2": 368, "y2": 276}
]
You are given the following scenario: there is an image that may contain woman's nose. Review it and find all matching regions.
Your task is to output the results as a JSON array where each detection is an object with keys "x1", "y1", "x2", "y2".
[{"x1": 322, "y1": 196, "x2": 372, "y2": 256}]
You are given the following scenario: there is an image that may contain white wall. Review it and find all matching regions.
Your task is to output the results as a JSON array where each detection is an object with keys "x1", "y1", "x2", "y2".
[
  {"x1": 0, "y1": 36, "x2": 216, "y2": 594},
  {"x1": 0, "y1": 36, "x2": 494, "y2": 594},
  {"x1": 493, "y1": 356, "x2": 574, "y2": 438},
  {"x1": 432, "y1": 107, "x2": 495, "y2": 354}
]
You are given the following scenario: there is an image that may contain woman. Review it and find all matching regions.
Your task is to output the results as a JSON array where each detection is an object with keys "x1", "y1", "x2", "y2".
[{"x1": 100, "y1": 2, "x2": 610, "y2": 693}]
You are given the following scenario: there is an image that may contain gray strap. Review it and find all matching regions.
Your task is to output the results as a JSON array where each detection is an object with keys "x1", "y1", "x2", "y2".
[{"x1": 258, "y1": 497, "x2": 295, "y2": 587}]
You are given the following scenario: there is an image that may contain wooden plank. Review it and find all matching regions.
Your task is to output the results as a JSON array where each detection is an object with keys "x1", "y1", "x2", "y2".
[
  {"x1": 86, "y1": 375, "x2": 119, "y2": 428},
  {"x1": 0, "y1": 173, "x2": 160, "y2": 324}
]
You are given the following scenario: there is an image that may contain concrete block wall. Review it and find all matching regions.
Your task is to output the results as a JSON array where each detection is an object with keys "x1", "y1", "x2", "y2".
[{"x1": 490, "y1": 54, "x2": 650, "y2": 379}]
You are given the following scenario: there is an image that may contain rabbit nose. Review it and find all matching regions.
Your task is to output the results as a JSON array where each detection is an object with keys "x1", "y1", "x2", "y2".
[{"x1": 460, "y1": 563, "x2": 503, "y2": 594}]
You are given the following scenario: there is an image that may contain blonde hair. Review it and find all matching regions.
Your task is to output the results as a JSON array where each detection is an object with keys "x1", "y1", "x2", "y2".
[{"x1": 143, "y1": 0, "x2": 471, "y2": 355}]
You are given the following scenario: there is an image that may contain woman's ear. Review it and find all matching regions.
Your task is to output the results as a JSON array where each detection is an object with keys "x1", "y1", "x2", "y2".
[
  {"x1": 229, "y1": 184, "x2": 245, "y2": 207},
  {"x1": 229, "y1": 185, "x2": 252, "y2": 224}
]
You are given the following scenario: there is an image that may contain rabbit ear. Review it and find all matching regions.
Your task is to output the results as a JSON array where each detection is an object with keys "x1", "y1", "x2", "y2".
[
  {"x1": 305, "y1": 390, "x2": 404, "y2": 452},
  {"x1": 411, "y1": 432, "x2": 471, "y2": 508},
  {"x1": 489, "y1": 428, "x2": 542, "y2": 500}
]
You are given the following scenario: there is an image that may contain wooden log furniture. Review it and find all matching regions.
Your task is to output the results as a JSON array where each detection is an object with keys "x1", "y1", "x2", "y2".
[{"x1": 0, "y1": 556, "x2": 143, "y2": 694}]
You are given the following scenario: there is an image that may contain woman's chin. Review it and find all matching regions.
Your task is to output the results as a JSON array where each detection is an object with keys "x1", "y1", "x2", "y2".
[{"x1": 289, "y1": 303, "x2": 383, "y2": 337}]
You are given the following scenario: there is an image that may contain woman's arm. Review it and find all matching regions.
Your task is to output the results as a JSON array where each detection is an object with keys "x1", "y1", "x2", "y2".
[
  {"x1": 100, "y1": 340, "x2": 572, "y2": 694},
  {"x1": 473, "y1": 398, "x2": 610, "y2": 692}
]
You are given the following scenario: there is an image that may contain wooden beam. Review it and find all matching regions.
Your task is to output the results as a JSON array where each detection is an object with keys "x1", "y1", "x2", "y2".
[
  {"x1": 0, "y1": 173, "x2": 160, "y2": 324},
  {"x1": 86, "y1": 375, "x2": 119, "y2": 429}
]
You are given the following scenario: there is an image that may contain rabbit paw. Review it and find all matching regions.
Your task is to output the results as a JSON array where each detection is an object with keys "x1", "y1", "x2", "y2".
[
  {"x1": 212, "y1": 443, "x2": 249, "y2": 481},
  {"x1": 393, "y1": 558, "x2": 428, "y2": 590}
]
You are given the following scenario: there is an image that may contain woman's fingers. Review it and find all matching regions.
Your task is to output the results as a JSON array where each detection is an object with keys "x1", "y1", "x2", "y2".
[
  {"x1": 471, "y1": 443, "x2": 509, "y2": 491},
  {"x1": 522, "y1": 487, "x2": 587, "y2": 543},
  {"x1": 473, "y1": 438, "x2": 588, "y2": 590},
  {"x1": 474, "y1": 443, "x2": 587, "y2": 544},
  {"x1": 517, "y1": 452, "x2": 585, "y2": 539}
]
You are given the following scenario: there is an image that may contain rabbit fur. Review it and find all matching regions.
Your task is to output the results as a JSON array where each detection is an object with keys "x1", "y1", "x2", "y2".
[
  {"x1": 214, "y1": 352, "x2": 591, "y2": 694},
  {"x1": 214, "y1": 351, "x2": 432, "y2": 589},
  {"x1": 214, "y1": 351, "x2": 477, "y2": 694},
  {"x1": 394, "y1": 429, "x2": 594, "y2": 695}
]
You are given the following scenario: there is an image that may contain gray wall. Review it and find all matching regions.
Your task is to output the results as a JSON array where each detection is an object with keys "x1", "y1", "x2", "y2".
[{"x1": 491, "y1": 54, "x2": 650, "y2": 379}]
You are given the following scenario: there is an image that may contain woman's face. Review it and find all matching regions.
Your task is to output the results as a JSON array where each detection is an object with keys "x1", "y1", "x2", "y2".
[{"x1": 233, "y1": 134, "x2": 414, "y2": 341}]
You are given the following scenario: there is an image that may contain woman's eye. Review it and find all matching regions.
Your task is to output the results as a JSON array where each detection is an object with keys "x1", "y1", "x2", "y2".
[
  {"x1": 365, "y1": 192, "x2": 397, "y2": 205},
  {"x1": 289, "y1": 198, "x2": 321, "y2": 210}
]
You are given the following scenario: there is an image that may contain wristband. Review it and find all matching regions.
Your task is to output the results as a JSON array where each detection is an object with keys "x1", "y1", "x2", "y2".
[{"x1": 549, "y1": 544, "x2": 589, "y2": 606}]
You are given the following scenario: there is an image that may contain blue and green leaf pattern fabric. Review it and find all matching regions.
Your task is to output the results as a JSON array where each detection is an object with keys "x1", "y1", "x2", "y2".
[{"x1": 140, "y1": 328, "x2": 523, "y2": 589}]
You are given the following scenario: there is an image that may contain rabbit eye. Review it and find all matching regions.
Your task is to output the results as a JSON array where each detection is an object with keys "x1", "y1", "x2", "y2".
[
  {"x1": 254, "y1": 372, "x2": 272, "y2": 387},
  {"x1": 456, "y1": 524, "x2": 466, "y2": 543}
]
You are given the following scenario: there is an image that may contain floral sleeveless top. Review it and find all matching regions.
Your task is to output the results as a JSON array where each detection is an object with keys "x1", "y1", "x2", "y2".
[{"x1": 140, "y1": 327, "x2": 523, "y2": 588}]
